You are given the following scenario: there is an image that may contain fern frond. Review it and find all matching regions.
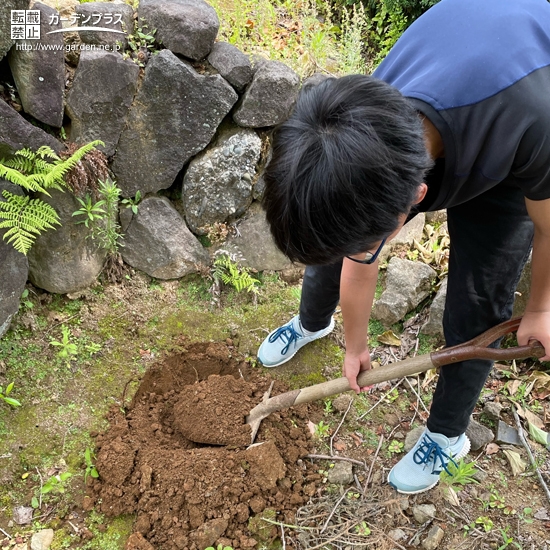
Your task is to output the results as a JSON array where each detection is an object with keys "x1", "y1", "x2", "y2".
[
  {"x1": 36, "y1": 146, "x2": 61, "y2": 161},
  {"x1": 0, "y1": 164, "x2": 50, "y2": 194},
  {"x1": 41, "y1": 140, "x2": 104, "y2": 190},
  {"x1": 3, "y1": 155, "x2": 36, "y2": 173},
  {"x1": 0, "y1": 192, "x2": 60, "y2": 255}
]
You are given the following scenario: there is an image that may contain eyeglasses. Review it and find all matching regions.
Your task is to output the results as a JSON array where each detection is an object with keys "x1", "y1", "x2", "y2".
[{"x1": 345, "y1": 237, "x2": 387, "y2": 265}]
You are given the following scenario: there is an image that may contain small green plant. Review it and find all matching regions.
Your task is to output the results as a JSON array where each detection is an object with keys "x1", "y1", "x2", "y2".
[
  {"x1": 50, "y1": 325, "x2": 78, "y2": 364},
  {"x1": 385, "y1": 387, "x2": 399, "y2": 403},
  {"x1": 19, "y1": 288, "x2": 33, "y2": 310},
  {"x1": 212, "y1": 251, "x2": 259, "y2": 294},
  {"x1": 388, "y1": 439, "x2": 404, "y2": 455},
  {"x1": 121, "y1": 190, "x2": 142, "y2": 215},
  {"x1": 464, "y1": 516, "x2": 493, "y2": 534},
  {"x1": 72, "y1": 177, "x2": 123, "y2": 255},
  {"x1": 0, "y1": 141, "x2": 102, "y2": 254},
  {"x1": 314, "y1": 420, "x2": 331, "y2": 439},
  {"x1": 0, "y1": 382, "x2": 22, "y2": 407},
  {"x1": 440, "y1": 459, "x2": 478, "y2": 491},
  {"x1": 125, "y1": 20, "x2": 158, "y2": 66},
  {"x1": 323, "y1": 399, "x2": 334, "y2": 414},
  {"x1": 355, "y1": 521, "x2": 372, "y2": 536},
  {"x1": 204, "y1": 545, "x2": 234, "y2": 550},
  {"x1": 41, "y1": 472, "x2": 72, "y2": 496},
  {"x1": 497, "y1": 527, "x2": 522, "y2": 550},
  {"x1": 84, "y1": 448, "x2": 99, "y2": 483},
  {"x1": 73, "y1": 194, "x2": 106, "y2": 228}
]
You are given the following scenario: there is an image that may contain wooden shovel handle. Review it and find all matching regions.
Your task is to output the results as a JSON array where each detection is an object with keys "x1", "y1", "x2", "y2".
[{"x1": 249, "y1": 317, "x2": 544, "y2": 419}]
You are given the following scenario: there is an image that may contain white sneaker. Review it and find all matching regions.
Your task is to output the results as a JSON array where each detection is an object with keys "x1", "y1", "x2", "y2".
[
  {"x1": 257, "y1": 315, "x2": 335, "y2": 367},
  {"x1": 387, "y1": 428, "x2": 471, "y2": 494}
]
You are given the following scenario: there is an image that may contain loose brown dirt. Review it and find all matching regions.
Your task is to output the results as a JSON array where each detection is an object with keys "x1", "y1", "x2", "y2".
[{"x1": 87, "y1": 341, "x2": 324, "y2": 550}]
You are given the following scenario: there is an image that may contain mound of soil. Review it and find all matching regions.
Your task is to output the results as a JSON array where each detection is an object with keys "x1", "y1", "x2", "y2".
[{"x1": 87, "y1": 342, "x2": 324, "y2": 550}]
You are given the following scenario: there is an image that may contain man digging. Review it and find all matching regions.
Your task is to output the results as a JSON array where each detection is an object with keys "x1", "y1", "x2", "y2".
[{"x1": 257, "y1": 0, "x2": 550, "y2": 494}]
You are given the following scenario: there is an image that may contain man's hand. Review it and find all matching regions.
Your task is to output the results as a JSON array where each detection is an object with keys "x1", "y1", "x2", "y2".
[
  {"x1": 517, "y1": 311, "x2": 550, "y2": 360},
  {"x1": 343, "y1": 348, "x2": 373, "y2": 393}
]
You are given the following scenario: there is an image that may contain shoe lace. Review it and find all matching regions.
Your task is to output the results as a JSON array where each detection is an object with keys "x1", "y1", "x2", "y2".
[
  {"x1": 413, "y1": 433, "x2": 458, "y2": 475},
  {"x1": 268, "y1": 321, "x2": 303, "y2": 355}
]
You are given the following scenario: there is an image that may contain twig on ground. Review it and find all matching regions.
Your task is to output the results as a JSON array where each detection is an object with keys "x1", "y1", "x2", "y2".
[
  {"x1": 358, "y1": 378, "x2": 406, "y2": 420},
  {"x1": 405, "y1": 376, "x2": 430, "y2": 414},
  {"x1": 353, "y1": 473, "x2": 363, "y2": 494},
  {"x1": 35, "y1": 466, "x2": 44, "y2": 509},
  {"x1": 0, "y1": 526, "x2": 11, "y2": 539},
  {"x1": 280, "y1": 522, "x2": 286, "y2": 550},
  {"x1": 363, "y1": 434, "x2": 384, "y2": 494},
  {"x1": 320, "y1": 491, "x2": 349, "y2": 534},
  {"x1": 512, "y1": 409, "x2": 550, "y2": 504},
  {"x1": 330, "y1": 397, "x2": 354, "y2": 456},
  {"x1": 376, "y1": 528, "x2": 407, "y2": 550},
  {"x1": 409, "y1": 374, "x2": 422, "y2": 426},
  {"x1": 306, "y1": 454, "x2": 366, "y2": 467},
  {"x1": 0, "y1": 454, "x2": 12, "y2": 459},
  {"x1": 260, "y1": 517, "x2": 316, "y2": 531}
]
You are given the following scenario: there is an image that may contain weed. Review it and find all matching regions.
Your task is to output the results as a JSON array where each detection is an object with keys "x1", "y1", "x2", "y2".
[
  {"x1": 497, "y1": 527, "x2": 522, "y2": 549},
  {"x1": 314, "y1": 420, "x2": 331, "y2": 439},
  {"x1": 323, "y1": 399, "x2": 334, "y2": 414},
  {"x1": 0, "y1": 382, "x2": 21, "y2": 408},
  {"x1": 440, "y1": 459, "x2": 478, "y2": 491},
  {"x1": 19, "y1": 288, "x2": 34, "y2": 310},
  {"x1": 50, "y1": 325, "x2": 78, "y2": 365},
  {"x1": 84, "y1": 448, "x2": 99, "y2": 483},
  {"x1": 384, "y1": 387, "x2": 399, "y2": 403},
  {"x1": 205, "y1": 545, "x2": 234, "y2": 550},
  {"x1": 73, "y1": 194, "x2": 106, "y2": 228},
  {"x1": 354, "y1": 521, "x2": 372, "y2": 536},
  {"x1": 387, "y1": 439, "x2": 404, "y2": 455},
  {"x1": 124, "y1": 20, "x2": 158, "y2": 67},
  {"x1": 120, "y1": 190, "x2": 142, "y2": 215}
]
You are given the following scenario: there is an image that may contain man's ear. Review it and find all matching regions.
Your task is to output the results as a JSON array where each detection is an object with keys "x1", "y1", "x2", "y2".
[{"x1": 413, "y1": 183, "x2": 428, "y2": 204}]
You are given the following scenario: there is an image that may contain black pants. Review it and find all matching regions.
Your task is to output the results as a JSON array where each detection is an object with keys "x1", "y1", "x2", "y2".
[{"x1": 299, "y1": 182, "x2": 533, "y2": 437}]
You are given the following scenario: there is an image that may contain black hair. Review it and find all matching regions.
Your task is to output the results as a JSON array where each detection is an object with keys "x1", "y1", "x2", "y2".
[{"x1": 262, "y1": 74, "x2": 433, "y2": 265}]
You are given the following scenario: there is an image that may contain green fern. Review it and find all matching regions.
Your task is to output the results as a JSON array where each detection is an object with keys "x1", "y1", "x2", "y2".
[
  {"x1": 0, "y1": 141, "x2": 104, "y2": 255},
  {"x1": 0, "y1": 192, "x2": 61, "y2": 254},
  {"x1": 212, "y1": 253, "x2": 259, "y2": 293}
]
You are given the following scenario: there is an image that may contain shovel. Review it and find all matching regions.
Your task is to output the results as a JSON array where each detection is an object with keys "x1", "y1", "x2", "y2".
[{"x1": 246, "y1": 317, "x2": 545, "y2": 444}]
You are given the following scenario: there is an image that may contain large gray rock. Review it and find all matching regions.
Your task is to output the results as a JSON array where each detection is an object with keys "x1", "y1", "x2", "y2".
[
  {"x1": 0, "y1": 0, "x2": 29, "y2": 62},
  {"x1": 138, "y1": 0, "x2": 219, "y2": 60},
  {"x1": 0, "y1": 181, "x2": 29, "y2": 338},
  {"x1": 465, "y1": 418, "x2": 494, "y2": 451},
  {"x1": 183, "y1": 127, "x2": 261, "y2": 233},
  {"x1": 27, "y1": 190, "x2": 107, "y2": 293},
  {"x1": 75, "y1": 2, "x2": 134, "y2": 48},
  {"x1": 8, "y1": 2, "x2": 64, "y2": 127},
  {"x1": 66, "y1": 51, "x2": 139, "y2": 157},
  {"x1": 121, "y1": 196, "x2": 209, "y2": 279},
  {"x1": 208, "y1": 42, "x2": 253, "y2": 93},
  {"x1": 218, "y1": 202, "x2": 293, "y2": 272},
  {"x1": 233, "y1": 60, "x2": 300, "y2": 128},
  {"x1": 422, "y1": 277, "x2": 447, "y2": 336},
  {"x1": 0, "y1": 98, "x2": 63, "y2": 159},
  {"x1": 372, "y1": 258, "x2": 437, "y2": 326},
  {"x1": 111, "y1": 49, "x2": 238, "y2": 197},
  {"x1": 513, "y1": 252, "x2": 531, "y2": 317},
  {"x1": 379, "y1": 213, "x2": 425, "y2": 263}
]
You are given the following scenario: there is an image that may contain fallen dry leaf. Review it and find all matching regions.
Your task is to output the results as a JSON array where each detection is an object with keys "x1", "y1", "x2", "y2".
[
  {"x1": 503, "y1": 449, "x2": 527, "y2": 476},
  {"x1": 507, "y1": 379, "x2": 522, "y2": 396},
  {"x1": 378, "y1": 330, "x2": 402, "y2": 347},
  {"x1": 307, "y1": 421, "x2": 316, "y2": 436},
  {"x1": 486, "y1": 442, "x2": 500, "y2": 455},
  {"x1": 333, "y1": 441, "x2": 347, "y2": 452}
]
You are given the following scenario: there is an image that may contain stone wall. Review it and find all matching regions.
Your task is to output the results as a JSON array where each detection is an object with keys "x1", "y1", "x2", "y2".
[{"x1": 0, "y1": 0, "x2": 300, "y2": 335}]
